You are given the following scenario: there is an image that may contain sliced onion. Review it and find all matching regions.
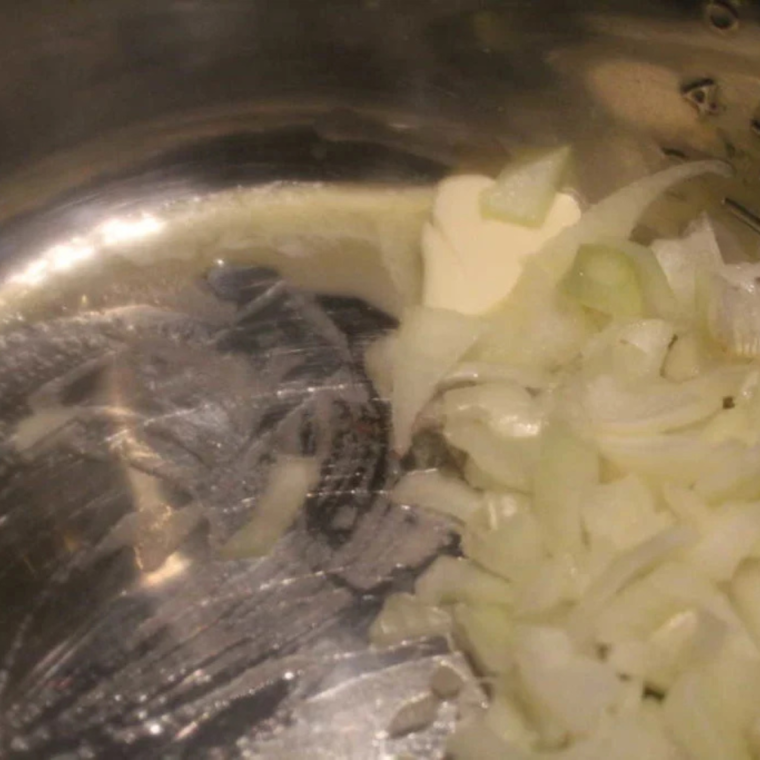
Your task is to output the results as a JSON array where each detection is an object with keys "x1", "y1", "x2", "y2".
[
  {"x1": 730, "y1": 560, "x2": 760, "y2": 651},
  {"x1": 608, "y1": 640, "x2": 650, "y2": 680},
  {"x1": 583, "y1": 475, "x2": 673, "y2": 554},
  {"x1": 595, "y1": 431, "x2": 735, "y2": 486},
  {"x1": 583, "y1": 373, "x2": 727, "y2": 437},
  {"x1": 721, "y1": 262, "x2": 760, "y2": 291},
  {"x1": 513, "y1": 625, "x2": 624, "y2": 739},
  {"x1": 390, "y1": 469, "x2": 483, "y2": 523},
  {"x1": 445, "y1": 718, "x2": 527, "y2": 760},
  {"x1": 364, "y1": 332, "x2": 396, "y2": 398},
  {"x1": 662, "y1": 330, "x2": 716, "y2": 382},
  {"x1": 534, "y1": 160, "x2": 731, "y2": 281},
  {"x1": 463, "y1": 499, "x2": 545, "y2": 583},
  {"x1": 652, "y1": 214, "x2": 724, "y2": 316},
  {"x1": 390, "y1": 306, "x2": 483, "y2": 453},
  {"x1": 414, "y1": 555, "x2": 514, "y2": 607},
  {"x1": 462, "y1": 457, "x2": 516, "y2": 492},
  {"x1": 533, "y1": 421, "x2": 599, "y2": 558},
  {"x1": 595, "y1": 573, "x2": 686, "y2": 647},
  {"x1": 514, "y1": 554, "x2": 584, "y2": 617},
  {"x1": 562, "y1": 243, "x2": 644, "y2": 319},
  {"x1": 441, "y1": 361, "x2": 554, "y2": 392},
  {"x1": 366, "y1": 159, "x2": 760, "y2": 757},
  {"x1": 444, "y1": 417, "x2": 538, "y2": 493},
  {"x1": 480, "y1": 146, "x2": 572, "y2": 227},
  {"x1": 663, "y1": 668, "x2": 753, "y2": 760},
  {"x1": 700, "y1": 374, "x2": 760, "y2": 447},
  {"x1": 646, "y1": 609, "x2": 727, "y2": 692},
  {"x1": 661, "y1": 484, "x2": 713, "y2": 533},
  {"x1": 481, "y1": 691, "x2": 540, "y2": 752},
  {"x1": 221, "y1": 456, "x2": 319, "y2": 559},
  {"x1": 567, "y1": 527, "x2": 696, "y2": 642},
  {"x1": 685, "y1": 501, "x2": 760, "y2": 581},
  {"x1": 453, "y1": 603, "x2": 515, "y2": 675},
  {"x1": 701, "y1": 636, "x2": 760, "y2": 743},
  {"x1": 369, "y1": 592, "x2": 452, "y2": 647},
  {"x1": 604, "y1": 238, "x2": 680, "y2": 321},
  {"x1": 694, "y1": 441, "x2": 760, "y2": 503},
  {"x1": 647, "y1": 561, "x2": 752, "y2": 641},
  {"x1": 473, "y1": 263, "x2": 596, "y2": 371},
  {"x1": 663, "y1": 633, "x2": 760, "y2": 760},
  {"x1": 601, "y1": 707, "x2": 682, "y2": 760},
  {"x1": 703, "y1": 267, "x2": 760, "y2": 358},
  {"x1": 442, "y1": 381, "x2": 543, "y2": 439},
  {"x1": 611, "y1": 320, "x2": 675, "y2": 381}
]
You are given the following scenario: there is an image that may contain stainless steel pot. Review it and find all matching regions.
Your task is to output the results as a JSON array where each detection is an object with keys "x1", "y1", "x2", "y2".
[{"x1": 1, "y1": 2, "x2": 760, "y2": 757}]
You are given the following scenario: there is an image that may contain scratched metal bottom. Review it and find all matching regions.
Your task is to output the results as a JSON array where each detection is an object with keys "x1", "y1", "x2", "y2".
[
  {"x1": 0, "y1": 108, "x2": 487, "y2": 760},
  {"x1": 0, "y1": 259, "x2": 470, "y2": 759}
]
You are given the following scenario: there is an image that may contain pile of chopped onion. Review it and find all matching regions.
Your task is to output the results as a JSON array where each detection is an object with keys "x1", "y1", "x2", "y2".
[{"x1": 368, "y1": 156, "x2": 760, "y2": 759}]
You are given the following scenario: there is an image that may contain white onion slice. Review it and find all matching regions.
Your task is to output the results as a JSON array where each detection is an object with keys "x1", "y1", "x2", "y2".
[
  {"x1": 583, "y1": 475, "x2": 672, "y2": 554},
  {"x1": 221, "y1": 456, "x2": 319, "y2": 559},
  {"x1": 441, "y1": 361, "x2": 554, "y2": 392},
  {"x1": 513, "y1": 625, "x2": 624, "y2": 739},
  {"x1": 661, "y1": 485, "x2": 713, "y2": 533},
  {"x1": 369, "y1": 592, "x2": 452, "y2": 646},
  {"x1": 481, "y1": 692, "x2": 540, "y2": 752},
  {"x1": 514, "y1": 554, "x2": 584, "y2": 617},
  {"x1": 390, "y1": 306, "x2": 483, "y2": 453},
  {"x1": 610, "y1": 239, "x2": 680, "y2": 321},
  {"x1": 481, "y1": 146, "x2": 572, "y2": 227},
  {"x1": 730, "y1": 560, "x2": 760, "y2": 651},
  {"x1": 595, "y1": 573, "x2": 686, "y2": 647},
  {"x1": 534, "y1": 160, "x2": 731, "y2": 281},
  {"x1": 444, "y1": 417, "x2": 538, "y2": 493},
  {"x1": 364, "y1": 332, "x2": 396, "y2": 398},
  {"x1": 694, "y1": 441, "x2": 760, "y2": 503},
  {"x1": 663, "y1": 668, "x2": 753, "y2": 760},
  {"x1": 533, "y1": 421, "x2": 599, "y2": 558},
  {"x1": 562, "y1": 242, "x2": 644, "y2": 319},
  {"x1": 584, "y1": 373, "x2": 726, "y2": 437},
  {"x1": 662, "y1": 331, "x2": 715, "y2": 382},
  {"x1": 685, "y1": 501, "x2": 760, "y2": 581},
  {"x1": 605, "y1": 319, "x2": 675, "y2": 381},
  {"x1": 453, "y1": 603, "x2": 515, "y2": 675},
  {"x1": 442, "y1": 381, "x2": 543, "y2": 439},
  {"x1": 596, "y1": 431, "x2": 734, "y2": 486},
  {"x1": 567, "y1": 527, "x2": 696, "y2": 642},
  {"x1": 703, "y1": 268, "x2": 760, "y2": 358},
  {"x1": 390, "y1": 469, "x2": 483, "y2": 523},
  {"x1": 446, "y1": 719, "x2": 527, "y2": 760},
  {"x1": 463, "y1": 499, "x2": 545, "y2": 583},
  {"x1": 414, "y1": 555, "x2": 514, "y2": 607},
  {"x1": 652, "y1": 214, "x2": 724, "y2": 316}
]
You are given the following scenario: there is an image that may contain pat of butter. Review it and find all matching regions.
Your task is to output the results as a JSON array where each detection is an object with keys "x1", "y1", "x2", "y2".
[{"x1": 422, "y1": 175, "x2": 581, "y2": 315}]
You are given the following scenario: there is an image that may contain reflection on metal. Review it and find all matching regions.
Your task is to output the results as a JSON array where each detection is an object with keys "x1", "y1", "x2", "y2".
[
  {"x1": 724, "y1": 197, "x2": 760, "y2": 235},
  {"x1": 6, "y1": 213, "x2": 164, "y2": 288},
  {"x1": 141, "y1": 552, "x2": 190, "y2": 588},
  {"x1": 0, "y1": 263, "x2": 452, "y2": 757},
  {"x1": 680, "y1": 78, "x2": 722, "y2": 118},
  {"x1": 703, "y1": 1, "x2": 740, "y2": 34},
  {"x1": 98, "y1": 215, "x2": 165, "y2": 247},
  {"x1": 8, "y1": 241, "x2": 94, "y2": 286}
]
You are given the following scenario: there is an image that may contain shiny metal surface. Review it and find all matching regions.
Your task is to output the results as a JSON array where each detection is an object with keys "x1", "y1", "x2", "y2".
[{"x1": 2, "y1": 1, "x2": 760, "y2": 757}]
